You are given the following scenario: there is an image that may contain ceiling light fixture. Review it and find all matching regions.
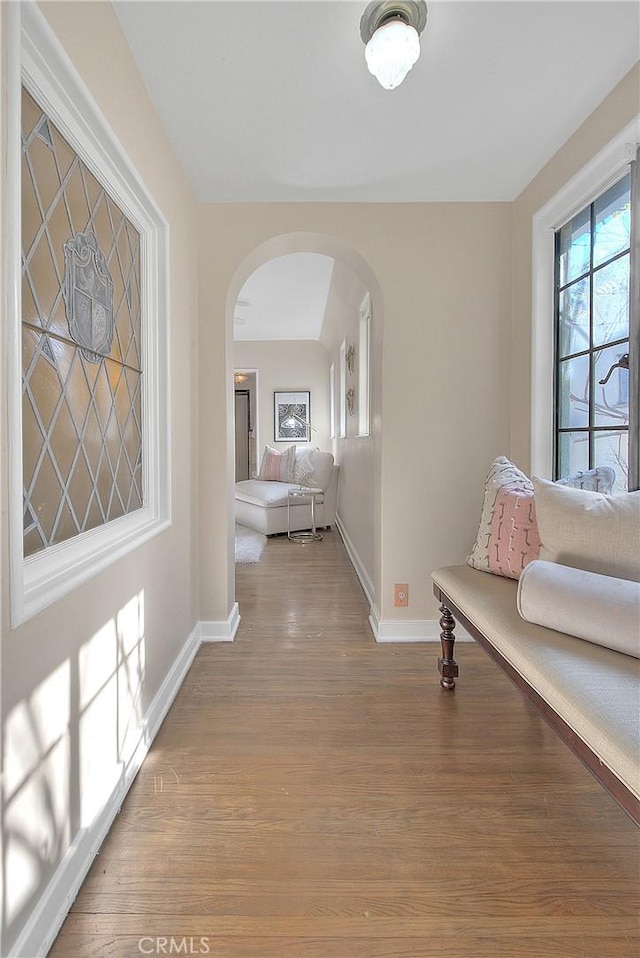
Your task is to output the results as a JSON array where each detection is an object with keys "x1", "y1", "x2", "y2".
[{"x1": 360, "y1": 1, "x2": 428, "y2": 90}]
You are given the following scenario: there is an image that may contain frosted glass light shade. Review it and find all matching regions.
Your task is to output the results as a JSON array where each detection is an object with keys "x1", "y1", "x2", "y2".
[{"x1": 364, "y1": 18, "x2": 420, "y2": 89}]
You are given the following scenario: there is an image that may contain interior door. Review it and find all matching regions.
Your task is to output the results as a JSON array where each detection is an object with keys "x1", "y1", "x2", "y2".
[{"x1": 235, "y1": 390, "x2": 250, "y2": 481}]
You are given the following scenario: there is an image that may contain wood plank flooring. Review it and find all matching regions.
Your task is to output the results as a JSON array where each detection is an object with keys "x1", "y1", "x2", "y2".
[{"x1": 49, "y1": 530, "x2": 639, "y2": 957}]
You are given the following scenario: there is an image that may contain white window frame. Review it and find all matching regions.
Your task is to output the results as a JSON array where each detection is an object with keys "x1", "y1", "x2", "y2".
[
  {"x1": 530, "y1": 119, "x2": 639, "y2": 479},
  {"x1": 7, "y1": 3, "x2": 171, "y2": 625},
  {"x1": 357, "y1": 294, "x2": 371, "y2": 437},
  {"x1": 338, "y1": 341, "x2": 347, "y2": 438},
  {"x1": 329, "y1": 363, "x2": 336, "y2": 439}
]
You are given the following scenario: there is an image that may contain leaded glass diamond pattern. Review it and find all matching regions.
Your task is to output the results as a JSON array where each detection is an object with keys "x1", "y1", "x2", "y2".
[{"x1": 21, "y1": 87, "x2": 143, "y2": 557}]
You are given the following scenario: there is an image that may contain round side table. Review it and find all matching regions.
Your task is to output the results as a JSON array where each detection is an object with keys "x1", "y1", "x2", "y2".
[{"x1": 287, "y1": 488, "x2": 324, "y2": 543}]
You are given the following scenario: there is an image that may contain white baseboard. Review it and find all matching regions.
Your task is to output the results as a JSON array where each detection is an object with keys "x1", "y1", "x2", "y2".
[
  {"x1": 145, "y1": 624, "x2": 202, "y2": 739},
  {"x1": 199, "y1": 602, "x2": 240, "y2": 642},
  {"x1": 371, "y1": 614, "x2": 472, "y2": 643},
  {"x1": 10, "y1": 624, "x2": 201, "y2": 958},
  {"x1": 335, "y1": 514, "x2": 375, "y2": 607},
  {"x1": 334, "y1": 519, "x2": 471, "y2": 645},
  {"x1": 368, "y1": 603, "x2": 381, "y2": 640}
]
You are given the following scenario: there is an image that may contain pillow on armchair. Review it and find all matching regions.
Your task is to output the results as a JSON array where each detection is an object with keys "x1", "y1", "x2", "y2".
[
  {"x1": 257, "y1": 444, "x2": 296, "y2": 482},
  {"x1": 293, "y1": 448, "x2": 334, "y2": 490}
]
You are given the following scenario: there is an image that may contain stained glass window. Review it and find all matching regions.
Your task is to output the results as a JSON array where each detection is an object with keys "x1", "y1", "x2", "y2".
[{"x1": 21, "y1": 87, "x2": 143, "y2": 557}]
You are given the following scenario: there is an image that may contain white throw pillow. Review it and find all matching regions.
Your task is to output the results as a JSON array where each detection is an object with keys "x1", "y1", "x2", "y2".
[
  {"x1": 532, "y1": 478, "x2": 640, "y2": 582},
  {"x1": 307, "y1": 450, "x2": 334, "y2": 490},
  {"x1": 556, "y1": 466, "x2": 615, "y2": 494},
  {"x1": 293, "y1": 448, "x2": 334, "y2": 490},
  {"x1": 293, "y1": 447, "x2": 317, "y2": 486},
  {"x1": 517, "y1": 560, "x2": 640, "y2": 659}
]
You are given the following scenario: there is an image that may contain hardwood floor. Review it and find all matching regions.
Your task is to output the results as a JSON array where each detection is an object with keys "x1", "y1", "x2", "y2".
[{"x1": 50, "y1": 530, "x2": 639, "y2": 957}]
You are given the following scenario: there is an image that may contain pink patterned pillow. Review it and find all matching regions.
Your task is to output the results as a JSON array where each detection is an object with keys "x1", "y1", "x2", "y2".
[
  {"x1": 467, "y1": 456, "x2": 540, "y2": 579},
  {"x1": 258, "y1": 444, "x2": 296, "y2": 482},
  {"x1": 486, "y1": 486, "x2": 541, "y2": 579}
]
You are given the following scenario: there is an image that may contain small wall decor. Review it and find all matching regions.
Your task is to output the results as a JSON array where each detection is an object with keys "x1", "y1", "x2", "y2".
[
  {"x1": 63, "y1": 230, "x2": 114, "y2": 362},
  {"x1": 346, "y1": 387, "x2": 356, "y2": 416},
  {"x1": 346, "y1": 342, "x2": 355, "y2": 375},
  {"x1": 274, "y1": 391, "x2": 311, "y2": 442}
]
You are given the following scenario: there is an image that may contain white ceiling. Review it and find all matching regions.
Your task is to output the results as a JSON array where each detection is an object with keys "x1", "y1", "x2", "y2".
[
  {"x1": 234, "y1": 252, "x2": 335, "y2": 340},
  {"x1": 113, "y1": 0, "x2": 639, "y2": 341},
  {"x1": 115, "y1": 0, "x2": 639, "y2": 203}
]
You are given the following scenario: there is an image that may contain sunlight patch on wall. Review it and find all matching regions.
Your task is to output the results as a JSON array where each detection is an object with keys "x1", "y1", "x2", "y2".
[
  {"x1": 79, "y1": 619, "x2": 119, "y2": 826},
  {"x1": 117, "y1": 592, "x2": 146, "y2": 762},
  {"x1": 79, "y1": 591, "x2": 146, "y2": 826},
  {"x1": 3, "y1": 661, "x2": 71, "y2": 925},
  {"x1": 2, "y1": 592, "x2": 147, "y2": 932}
]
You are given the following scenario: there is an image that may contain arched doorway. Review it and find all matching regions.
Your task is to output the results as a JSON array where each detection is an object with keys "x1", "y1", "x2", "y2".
[{"x1": 226, "y1": 231, "x2": 383, "y2": 615}]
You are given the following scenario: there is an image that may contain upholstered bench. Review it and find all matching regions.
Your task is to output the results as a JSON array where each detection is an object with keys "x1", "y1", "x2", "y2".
[
  {"x1": 430, "y1": 456, "x2": 639, "y2": 824},
  {"x1": 432, "y1": 564, "x2": 640, "y2": 825}
]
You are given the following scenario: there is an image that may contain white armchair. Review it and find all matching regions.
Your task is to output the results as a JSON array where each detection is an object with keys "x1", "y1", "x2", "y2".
[{"x1": 235, "y1": 449, "x2": 338, "y2": 536}]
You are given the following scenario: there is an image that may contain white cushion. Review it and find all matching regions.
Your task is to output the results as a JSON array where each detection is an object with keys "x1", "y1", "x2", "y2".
[
  {"x1": 235, "y1": 479, "x2": 302, "y2": 508},
  {"x1": 293, "y1": 447, "x2": 316, "y2": 485},
  {"x1": 532, "y1": 478, "x2": 640, "y2": 582},
  {"x1": 556, "y1": 466, "x2": 615, "y2": 493},
  {"x1": 518, "y1": 560, "x2": 640, "y2": 659},
  {"x1": 294, "y1": 449, "x2": 334, "y2": 490}
]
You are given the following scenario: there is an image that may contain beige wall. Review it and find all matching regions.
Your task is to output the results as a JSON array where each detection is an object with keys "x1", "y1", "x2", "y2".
[
  {"x1": 198, "y1": 203, "x2": 513, "y2": 627},
  {"x1": 511, "y1": 63, "x2": 640, "y2": 473},
  {"x1": 321, "y1": 260, "x2": 377, "y2": 587},
  {"x1": 1, "y1": 3, "x2": 198, "y2": 953},
  {"x1": 234, "y1": 339, "x2": 332, "y2": 459},
  {"x1": 378, "y1": 203, "x2": 513, "y2": 622}
]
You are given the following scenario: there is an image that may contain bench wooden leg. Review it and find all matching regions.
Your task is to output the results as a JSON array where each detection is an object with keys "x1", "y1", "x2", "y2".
[{"x1": 438, "y1": 603, "x2": 459, "y2": 690}]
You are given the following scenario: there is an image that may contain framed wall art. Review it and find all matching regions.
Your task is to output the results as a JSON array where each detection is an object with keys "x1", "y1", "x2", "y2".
[{"x1": 274, "y1": 391, "x2": 311, "y2": 442}]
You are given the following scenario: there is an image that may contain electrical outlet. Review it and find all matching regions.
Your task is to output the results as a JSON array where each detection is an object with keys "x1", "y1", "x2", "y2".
[{"x1": 394, "y1": 583, "x2": 409, "y2": 607}]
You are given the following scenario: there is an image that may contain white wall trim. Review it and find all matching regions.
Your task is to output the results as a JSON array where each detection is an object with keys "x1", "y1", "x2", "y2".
[
  {"x1": 199, "y1": 603, "x2": 241, "y2": 642},
  {"x1": 371, "y1": 616, "x2": 472, "y2": 643},
  {"x1": 8, "y1": 1, "x2": 172, "y2": 626},
  {"x1": 368, "y1": 603, "x2": 381, "y2": 641},
  {"x1": 145, "y1": 625, "x2": 201, "y2": 741},
  {"x1": 335, "y1": 513, "x2": 374, "y2": 608},
  {"x1": 9, "y1": 623, "x2": 200, "y2": 958},
  {"x1": 357, "y1": 293, "x2": 371, "y2": 437},
  {"x1": 531, "y1": 117, "x2": 640, "y2": 478},
  {"x1": 365, "y1": 573, "x2": 472, "y2": 644}
]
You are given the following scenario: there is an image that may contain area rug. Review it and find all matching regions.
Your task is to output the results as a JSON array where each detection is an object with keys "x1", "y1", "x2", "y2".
[{"x1": 235, "y1": 523, "x2": 267, "y2": 564}]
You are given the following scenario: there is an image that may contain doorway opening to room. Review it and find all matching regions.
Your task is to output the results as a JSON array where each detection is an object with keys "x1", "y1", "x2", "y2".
[
  {"x1": 234, "y1": 389, "x2": 250, "y2": 482},
  {"x1": 227, "y1": 232, "x2": 382, "y2": 621},
  {"x1": 234, "y1": 370, "x2": 258, "y2": 481}
]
